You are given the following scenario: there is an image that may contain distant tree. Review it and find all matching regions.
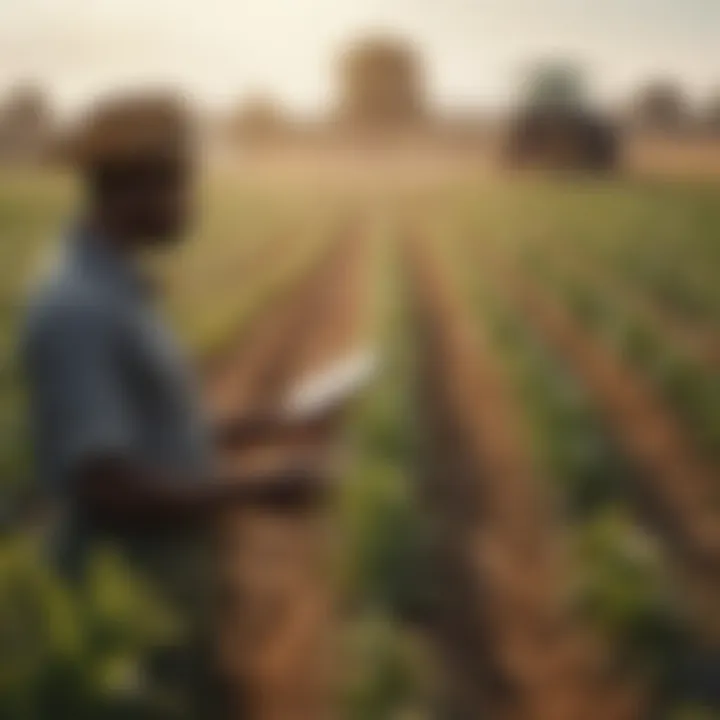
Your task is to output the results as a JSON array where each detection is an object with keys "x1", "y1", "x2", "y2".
[
  {"x1": 506, "y1": 59, "x2": 619, "y2": 172},
  {"x1": 633, "y1": 80, "x2": 688, "y2": 132},
  {"x1": 228, "y1": 94, "x2": 287, "y2": 142},
  {"x1": 0, "y1": 84, "x2": 52, "y2": 162},
  {"x1": 520, "y1": 60, "x2": 588, "y2": 113},
  {"x1": 702, "y1": 90, "x2": 720, "y2": 133},
  {"x1": 337, "y1": 36, "x2": 426, "y2": 127}
]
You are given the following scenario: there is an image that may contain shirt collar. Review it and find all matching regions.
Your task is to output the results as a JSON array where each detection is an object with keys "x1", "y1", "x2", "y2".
[{"x1": 68, "y1": 223, "x2": 154, "y2": 298}]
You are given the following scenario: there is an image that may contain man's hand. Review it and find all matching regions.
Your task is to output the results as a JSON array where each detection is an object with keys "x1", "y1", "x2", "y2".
[
  {"x1": 214, "y1": 408, "x2": 340, "y2": 450},
  {"x1": 247, "y1": 458, "x2": 333, "y2": 512}
]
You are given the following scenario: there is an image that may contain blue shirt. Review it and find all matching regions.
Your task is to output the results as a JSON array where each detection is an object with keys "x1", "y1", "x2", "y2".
[{"x1": 22, "y1": 228, "x2": 212, "y2": 577}]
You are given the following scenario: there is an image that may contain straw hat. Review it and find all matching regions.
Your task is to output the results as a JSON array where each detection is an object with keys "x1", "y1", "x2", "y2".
[{"x1": 61, "y1": 92, "x2": 193, "y2": 167}]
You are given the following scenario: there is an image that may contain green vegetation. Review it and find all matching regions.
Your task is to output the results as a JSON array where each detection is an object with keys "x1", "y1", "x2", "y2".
[
  {"x1": 342, "y1": 226, "x2": 432, "y2": 719},
  {"x1": 1, "y1": 171, "x2": 719, "y2": 716},
  {"x1": 446, "y1": 177, "x2": 720, "y2": 716},
  {"x1": 0, "y1": 169, "x2": 347, "y2": 716}
]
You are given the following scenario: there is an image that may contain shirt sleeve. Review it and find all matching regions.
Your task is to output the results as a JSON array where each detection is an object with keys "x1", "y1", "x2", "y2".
[{"x1": 24, "y1": 300, "x2": 137, "y2": 485}]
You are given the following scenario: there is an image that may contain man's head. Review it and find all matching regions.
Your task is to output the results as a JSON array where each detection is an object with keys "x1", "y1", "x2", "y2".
[{"x1": 68, "y1": 93, "x2": 196, "y2": 248}]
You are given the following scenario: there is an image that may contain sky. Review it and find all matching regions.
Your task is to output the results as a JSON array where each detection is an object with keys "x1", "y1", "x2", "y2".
[{"x1": 0, "y1": 0, "x2": 719, "y2": 116}]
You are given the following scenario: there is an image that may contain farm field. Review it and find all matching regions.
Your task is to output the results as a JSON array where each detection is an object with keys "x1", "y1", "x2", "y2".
[{"x1": 0, "y1": 167, "x2": 719, "y2": 719}]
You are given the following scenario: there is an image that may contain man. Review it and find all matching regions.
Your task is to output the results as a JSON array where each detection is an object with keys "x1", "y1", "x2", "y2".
[{"x1": 22, "y1": 93, "x2": 330, "y2": 715}]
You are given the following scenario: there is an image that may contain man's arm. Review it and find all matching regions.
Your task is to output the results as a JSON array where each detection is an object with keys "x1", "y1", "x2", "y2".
[
  {"x1": 213, "y1": 409, "x2": 341, "y2": 450},
  {"x1": 75, "y1": 454, "x2": 330, "y2": 533},
  {"x1": 23, "y1": 300, "x2": 328, "y2": 536}
]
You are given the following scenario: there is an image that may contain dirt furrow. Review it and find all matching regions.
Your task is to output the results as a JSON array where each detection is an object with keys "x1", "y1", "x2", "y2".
[
  {"x1": 403, "y1": 235, "x2": 639, "y2": 720},
  {"x1": 204, "y1": 228, "x2": 373, "y2": 720},
  {"x1": 540, "y1": 250, "x2": 720, "y2": 370},
  {"x1": 490, "y1": 256, "x2": 720, "y2": 642}
]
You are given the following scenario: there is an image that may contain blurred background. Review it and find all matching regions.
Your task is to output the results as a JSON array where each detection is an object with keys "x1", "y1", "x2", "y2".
[{"x1": 1, "y1": 1, "x2": 720, "y2": 718}]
